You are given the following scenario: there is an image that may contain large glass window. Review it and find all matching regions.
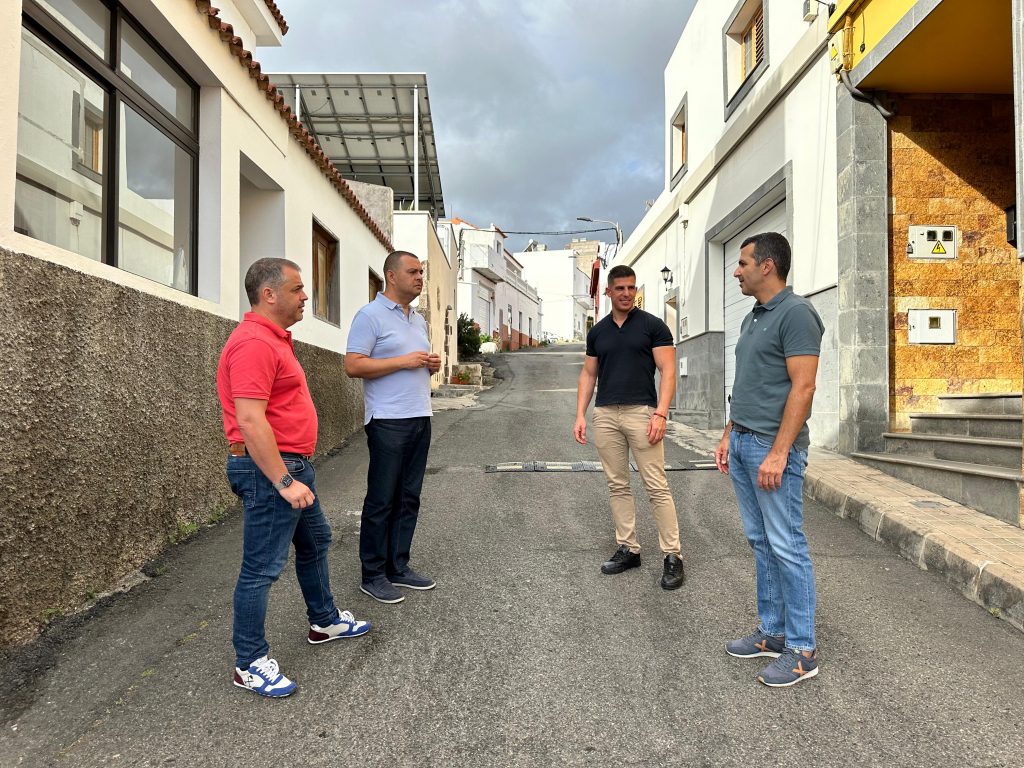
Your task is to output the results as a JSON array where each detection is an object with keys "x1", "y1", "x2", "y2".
[
  {"x1": 119, "y1": 21, "x2": 193, "y2": 126},
  {"x1": 17, "y1": 0, "x2": 198, "y2": 293},
  {"x1": 15, "y1": 28, "x2": 104, "y2": 261},
  {"x1": 119, "y1": 105, "x2": 192, "y2": 291}
]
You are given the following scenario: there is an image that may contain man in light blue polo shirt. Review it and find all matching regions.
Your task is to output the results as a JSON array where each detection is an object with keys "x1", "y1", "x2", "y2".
[{"x1": 346, "y1": 251, "x2": 440, "y2": 604}]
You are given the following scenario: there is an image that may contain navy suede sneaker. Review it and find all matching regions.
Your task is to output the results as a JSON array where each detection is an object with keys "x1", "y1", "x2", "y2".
[
  {"x1": 389, "y1": 568, "x2": 435, "y2": 590},
  {"x1": 726, "y1": 629, "x2": 785, "y2": 658},
  {"x1": 360, "y1": 576, "x2": 405, "y2": 604},
  {"x1": 757, "y1": 649, "x2": 819, "y2": 687}
]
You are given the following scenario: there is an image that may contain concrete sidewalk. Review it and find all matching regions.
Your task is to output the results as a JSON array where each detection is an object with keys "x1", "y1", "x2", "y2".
[{"x1": 666, "y1": 422, "x2": 1024, "y2": 634}]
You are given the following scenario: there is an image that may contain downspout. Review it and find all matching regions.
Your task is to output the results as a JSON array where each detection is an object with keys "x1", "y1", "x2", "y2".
[{"x1": 837, "y1": 14, "x2": 895, "y2": 119}]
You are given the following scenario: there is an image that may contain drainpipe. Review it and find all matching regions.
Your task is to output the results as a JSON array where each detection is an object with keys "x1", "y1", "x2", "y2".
[{"x1": 837, "y1": 15, "x2": 895, "y2": 119}]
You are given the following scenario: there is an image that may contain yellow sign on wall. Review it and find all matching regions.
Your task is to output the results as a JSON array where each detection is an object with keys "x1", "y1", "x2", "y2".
[{"x1": 634, "y1": 287, "x2": 645, "y2": 310}]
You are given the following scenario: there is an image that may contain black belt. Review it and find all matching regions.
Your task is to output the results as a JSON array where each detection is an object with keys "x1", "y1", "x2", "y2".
[{"x1": 732, "y1": 423, "x2": 755, "y2": 434}]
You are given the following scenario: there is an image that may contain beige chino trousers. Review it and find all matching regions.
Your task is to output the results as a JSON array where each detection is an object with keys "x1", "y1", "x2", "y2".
[{"x1": 592, "y1": 404, "x2": 681, "y2": 555}]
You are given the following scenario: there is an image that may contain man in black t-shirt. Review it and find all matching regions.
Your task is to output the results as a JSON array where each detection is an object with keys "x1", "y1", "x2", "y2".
[{"x1": 574, "y1": 265, "x2": 684, "y2": 590}]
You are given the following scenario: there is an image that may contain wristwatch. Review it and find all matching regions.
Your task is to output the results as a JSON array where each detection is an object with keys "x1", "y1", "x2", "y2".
[{"x1": 273, "y1": 473, "x2": 294, "y2": 491}]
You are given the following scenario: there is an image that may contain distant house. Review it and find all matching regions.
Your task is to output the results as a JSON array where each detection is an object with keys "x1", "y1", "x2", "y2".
[{"x1": 444, "y1": 218, "x2": 541, "y2": 349}]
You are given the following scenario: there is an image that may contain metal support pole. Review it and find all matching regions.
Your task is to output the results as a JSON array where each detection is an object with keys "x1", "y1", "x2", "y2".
[{"x1": 413, "y1": 85, "x2": 420, "y2": 212}]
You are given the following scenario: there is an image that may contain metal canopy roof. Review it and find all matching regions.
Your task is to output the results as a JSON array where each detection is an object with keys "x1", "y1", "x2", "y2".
[{"x1": 269, "y1": 73, "x2": 445, "y2": 220}]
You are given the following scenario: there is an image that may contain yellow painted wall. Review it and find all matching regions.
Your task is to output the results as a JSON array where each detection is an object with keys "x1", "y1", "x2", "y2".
[
  {"x1": 889, "y1": 95, "x2": 1022, "y2": 429},
  {"x1": 829, "y1": 0, "x2": 917, "y2": 69}
]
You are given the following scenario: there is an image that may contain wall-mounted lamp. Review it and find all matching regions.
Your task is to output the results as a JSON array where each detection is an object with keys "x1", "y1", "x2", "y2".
[{"x1": 661, "y1": 266, "x2": 674, "y2": 287}]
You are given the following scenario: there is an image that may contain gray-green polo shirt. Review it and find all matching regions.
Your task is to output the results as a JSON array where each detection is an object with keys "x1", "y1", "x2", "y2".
[{"x1": 729, "y1": 286, "x2": 824, "y2": 451}]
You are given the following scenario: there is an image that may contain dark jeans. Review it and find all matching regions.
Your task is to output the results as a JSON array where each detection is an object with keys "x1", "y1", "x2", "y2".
[
  {"x1": 360, "y1": 417, "x2": 431, "y2": 582},
  {"x1": 227, "y1": 454, "x2": 339, "y2": 669}
]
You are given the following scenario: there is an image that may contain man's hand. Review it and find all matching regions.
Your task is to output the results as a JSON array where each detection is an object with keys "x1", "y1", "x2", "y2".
[
  {"x1": 714, "y1": 433, "x2": 730, "y2": 474},
  {"x1": 279, "y1": 479, "x2": 315, "y2": 509},
  {"x1": 573, "y1": 415, "x2": 588, "y2": 445},
  {"x1": 426, "y1": 353, "x2": 442, "y2": 373},
  {"x1": 646, "y1": 413, "x2": 667, "y2": 445},
  {"x1": 757, "y1": 451, "x2": 787, "y2": 491},
  {"x1": 401, "y1": 351, "x2": 434, "y2": 370}
]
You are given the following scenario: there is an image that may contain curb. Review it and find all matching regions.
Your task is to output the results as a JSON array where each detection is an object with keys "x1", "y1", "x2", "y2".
[{"x1": 804, "y1": 462, "x2": 1024, "y2": 633}]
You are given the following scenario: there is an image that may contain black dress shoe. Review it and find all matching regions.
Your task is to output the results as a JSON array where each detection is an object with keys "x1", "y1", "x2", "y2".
[
  {"x1": 601, "y1": 545, "x2": 641, "y2": 574},
  {"x1": 661, "y1": 554, "x2": 685, "y2": 590}
]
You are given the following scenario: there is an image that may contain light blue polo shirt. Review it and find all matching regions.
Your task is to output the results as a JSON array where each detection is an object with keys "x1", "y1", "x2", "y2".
[{"x1": 347, "y1": 293, "x2": 433, "y2": 424}]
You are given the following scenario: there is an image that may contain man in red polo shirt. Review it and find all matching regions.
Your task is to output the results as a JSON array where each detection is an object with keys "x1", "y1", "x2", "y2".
[{"x1": 217, "y1": 257, "x2": 371, "y2": 698}]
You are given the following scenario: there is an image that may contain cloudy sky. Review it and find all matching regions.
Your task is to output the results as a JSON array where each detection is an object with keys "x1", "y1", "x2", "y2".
[{"x1": 257, "y1": 1, "x2": 697, "y2": 251}]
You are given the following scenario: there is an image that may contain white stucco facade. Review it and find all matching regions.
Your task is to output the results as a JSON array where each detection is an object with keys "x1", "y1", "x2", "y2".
[
  {"x1": 445, "y1": 219, "x2": 541, "y2": 348},
  {"x1": 393, "y1": 211, "x2": 458, "y2": 386},
  {"x1": 620, "y1": 0, "x2": 840, "y2": 442},
  {"x1": 516, "y1": 249, "x2": 591, "y2": 342}
]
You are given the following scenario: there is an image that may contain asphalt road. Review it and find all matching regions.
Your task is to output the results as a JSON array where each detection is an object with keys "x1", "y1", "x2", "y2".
[{"x1": 2, "y1": 345, "x2": 1023, "y2": 767}]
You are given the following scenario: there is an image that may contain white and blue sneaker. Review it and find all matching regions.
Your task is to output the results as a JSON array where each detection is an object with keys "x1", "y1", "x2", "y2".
[
  {"x1": 232, "y1": 656, "x2": 296, "y2": 698},
  {"x1": 307, "y1": 610, "x2": 371, "y2": 644}
]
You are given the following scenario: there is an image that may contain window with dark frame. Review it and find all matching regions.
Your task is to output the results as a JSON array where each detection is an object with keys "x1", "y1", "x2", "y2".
[
  {"x1": 312, "y1": 222, "x2": 340, "y2": 325},
  {"x1": 16, "y1": 0, "x2": 199, "y2": 294}
]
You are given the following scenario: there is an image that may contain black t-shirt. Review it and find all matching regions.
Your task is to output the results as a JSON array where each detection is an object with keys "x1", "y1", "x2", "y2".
[{"x1": 586, "y1": 308, "x2": 673, "y2": 407}]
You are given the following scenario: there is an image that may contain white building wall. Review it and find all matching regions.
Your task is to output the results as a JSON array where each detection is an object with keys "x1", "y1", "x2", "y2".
[
  {"x1": 1, "y1": 0, "x2": 388, "y2": 354},
  {"x1": 623, "y1": 1, "x2": 838, "y2": 438},
  {"x1": 517, "y1": 249, "x2": 590, "y2": 342}
]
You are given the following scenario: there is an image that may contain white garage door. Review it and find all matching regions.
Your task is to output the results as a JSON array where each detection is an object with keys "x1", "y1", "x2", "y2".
[
  {"x1": 473, "y1": 294, "x2": 492, "y2": 335},
  {"x1": 723, "y1": 203, "x2": 787, "y2": 418}
]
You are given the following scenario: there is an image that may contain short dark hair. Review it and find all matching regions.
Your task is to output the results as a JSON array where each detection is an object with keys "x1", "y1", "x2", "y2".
[
  {"x1": 606, "y1": 264, "x2": 636, "y2": 285},
  {"x1": 244, "y1": 258, "x2": 300, "y2": 306},
  {"x1": 741, "y1": 232, "x2": 791, "y2": 280},
  {"x1": 383, "y1": 250, "x2": 419, "y2": 279}
]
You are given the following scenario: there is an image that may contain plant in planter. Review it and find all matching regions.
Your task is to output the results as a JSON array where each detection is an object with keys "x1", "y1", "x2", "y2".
[{"x1": 451, "y1": 370, "x2": 472, "y2": 385}]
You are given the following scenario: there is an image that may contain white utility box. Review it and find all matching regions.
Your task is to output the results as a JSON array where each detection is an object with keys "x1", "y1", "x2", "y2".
[
  {"x1": 678, "y1": 357, "x2": 688, "y2": 377},
  {"x1": 908, "y1": 309, "x2": 956, "y2": 344},
  {"x1": 907, "y1": 225, "x2": 958, "y2": 259}
]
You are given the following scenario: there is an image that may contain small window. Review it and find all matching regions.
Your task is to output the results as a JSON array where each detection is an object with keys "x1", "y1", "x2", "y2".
[
  {"x1": 669, "y1": 95, "x2": 687, "y2": 186},
  {"x1": 723, "y1": 0, "x2": 768, "y2": 118},
  {"x1": 741, "y1": 9, "x2": 764, "y2": 79},
  {"x1": 368, "y1": 270, "x2": 382, "y2": 302},
  {"x1": 312, "y1": 222, "x2": 339, "y2": 324}
]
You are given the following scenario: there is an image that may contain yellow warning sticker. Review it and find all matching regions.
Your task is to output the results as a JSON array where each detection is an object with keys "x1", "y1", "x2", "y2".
[{"x1": 931, "y1": 241, "x2": 947, "y2": 255}]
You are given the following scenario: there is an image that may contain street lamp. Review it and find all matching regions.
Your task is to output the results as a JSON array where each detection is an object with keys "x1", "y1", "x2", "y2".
[
  {"x1": 661, "y1": 266, "x2": 673, "y2": 287},
  {"x1": 576, "y1": 216, "x2": 623, "y2": 266}
]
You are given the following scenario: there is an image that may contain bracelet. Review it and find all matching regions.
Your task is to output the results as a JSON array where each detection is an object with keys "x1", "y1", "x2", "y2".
[{"x1": 651, "y1": 412, "x2": 667, "y2": 420}]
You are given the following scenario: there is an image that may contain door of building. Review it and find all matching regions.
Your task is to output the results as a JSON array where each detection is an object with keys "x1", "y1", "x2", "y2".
[{"x1": 723, "y1": 203, "x2": 787, "y2": 418}]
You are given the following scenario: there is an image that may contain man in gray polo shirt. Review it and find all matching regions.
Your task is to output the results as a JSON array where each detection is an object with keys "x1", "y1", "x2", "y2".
[
  {"x1": 713, "y1": 232, "x2": 824, "y2": 688},
  {"x1": 346, "y1": 251, "x2": 441, "y2": 604}
]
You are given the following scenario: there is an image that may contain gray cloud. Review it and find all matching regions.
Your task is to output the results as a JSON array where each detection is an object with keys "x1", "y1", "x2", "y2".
[{"x1": 257, "y1": 1, "x2": 696, "y2": 250}]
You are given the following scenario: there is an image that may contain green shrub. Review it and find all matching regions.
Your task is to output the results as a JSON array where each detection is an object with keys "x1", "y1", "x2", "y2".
[{"x1": 457, "y1": 313, "x2": 481, "y2": 357}]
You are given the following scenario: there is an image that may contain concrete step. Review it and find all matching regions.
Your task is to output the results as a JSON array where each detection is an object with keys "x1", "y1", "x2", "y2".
[
  {"x1": 908, "y1": 413, "x2": 1022, "y2": 440},
  {"x1": 852, "y1": 451, "x2": 1023, "y2": 525},
  {"x1": 882, "y1": 432, "x2": 1023, "y2": 469},
  {"x1": 938, "y1": 392, "x2": 1022, "y2": 415}
]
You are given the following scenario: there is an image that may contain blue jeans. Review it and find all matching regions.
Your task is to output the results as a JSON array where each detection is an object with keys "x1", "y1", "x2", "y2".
[
  {"x1": 227, "y1": 454, "x2": 339, "y2": 669},
  {"x1": 729, "y1": 431, "x2": 817, "y2": 651},
  {"x1": 360, "y1": 417, "x2": 431, "y2": 582}
]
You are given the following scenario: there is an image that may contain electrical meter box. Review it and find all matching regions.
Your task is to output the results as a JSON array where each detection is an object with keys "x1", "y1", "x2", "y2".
[
  {"x1": 907, "y1": 225, "x2": 958, "y2": 259},
  {"x1": 908, "y1": 309, "x2": 956, "y2": 344}
]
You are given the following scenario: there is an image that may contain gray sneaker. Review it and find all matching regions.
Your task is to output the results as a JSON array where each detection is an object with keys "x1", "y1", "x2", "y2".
[
  {"x1": 359, "y1": 576, "x2": 405, "y2": 604},
  {"x1": 726, "y1": 629, "x2": 785, "y2": 658},
  {"x1": 389, "y1": 568, "x2": 435, "y2": 590}
]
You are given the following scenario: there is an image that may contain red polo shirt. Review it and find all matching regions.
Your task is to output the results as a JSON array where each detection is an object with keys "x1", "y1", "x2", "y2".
[{"x1": 217, "y1": 312, "x2": 318, "y2": 456}]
